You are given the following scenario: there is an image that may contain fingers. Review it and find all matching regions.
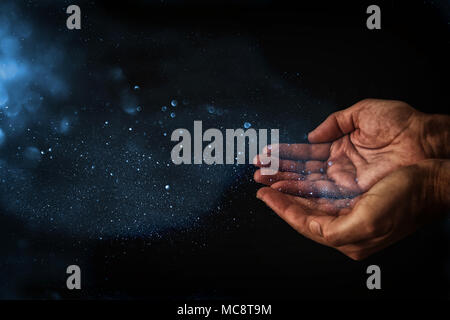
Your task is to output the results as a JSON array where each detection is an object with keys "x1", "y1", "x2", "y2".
[
  {"x1": 254, "y1": 157, "x2": 326, "y2": 173},
  {"x1": 254, "y1": 170, "x2": 304, "y2": 185},
  {"x1": 257, "y1": 187, "x2": 373, "y2": 247},
  {"x1": 270, "y1": 179, "x2": 359, "y2": 198},
  {"x1": 254, "y1": 169, "x2": 329, "y2": 186},
  {"x1": 262, "y1": 143, "x2": 331, "y2": 161},
  {"x1": 293, "y1": 197, "x2": 355, "y2": 215},
  {"x1": 308, "y1": 103, "x2": 361, "y2": 143},
  {"x1": 278, "y1": 160, "x2": 305, "y2": 172}
]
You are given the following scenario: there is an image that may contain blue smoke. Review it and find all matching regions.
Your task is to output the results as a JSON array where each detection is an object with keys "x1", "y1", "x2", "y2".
[{"x1": 0, "y1": 2, "x2": 67, "y2": 144}]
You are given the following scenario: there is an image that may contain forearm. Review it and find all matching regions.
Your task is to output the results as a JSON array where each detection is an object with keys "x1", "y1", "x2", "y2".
[{"x1": 420, "y1": 113, "x2": 450, "y2": 159}]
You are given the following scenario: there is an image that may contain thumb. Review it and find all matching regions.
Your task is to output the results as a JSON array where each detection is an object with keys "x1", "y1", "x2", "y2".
[{"x1": 308, "y1": 104, "x2": 360, "y2": 143}]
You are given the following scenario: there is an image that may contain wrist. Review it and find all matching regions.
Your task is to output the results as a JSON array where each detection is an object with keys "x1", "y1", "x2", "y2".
[
  {"x1": 419, "y1": 113, "x2": 450, "y2": 159},
  {"x1": 416, "y1": 159, "x2": 450, "y2": 217}
]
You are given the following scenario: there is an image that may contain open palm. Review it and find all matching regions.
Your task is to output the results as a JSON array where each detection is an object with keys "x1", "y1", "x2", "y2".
[{"x1": 255, "y1": 99, "x2": 430, "y2": 197}]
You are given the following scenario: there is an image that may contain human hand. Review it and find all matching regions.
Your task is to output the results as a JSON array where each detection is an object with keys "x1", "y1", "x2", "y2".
[
  {"x1": 256, "y1": 159, "x2": 450, "y2": 260},
  {"x1": 254, "y1": 99, "x2": 450, "y2": 197}
]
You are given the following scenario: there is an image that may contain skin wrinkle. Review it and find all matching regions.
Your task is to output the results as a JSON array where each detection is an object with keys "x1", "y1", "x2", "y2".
[{"x1": 422, "y1": 114, "x2": 450, "y2": 158}]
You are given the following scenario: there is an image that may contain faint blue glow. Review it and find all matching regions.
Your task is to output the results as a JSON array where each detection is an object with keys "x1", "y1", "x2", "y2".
[
  {"x1": 244, "y1": 122, "x2": 251, "y2": 129},
  {"x1": 123, "y1": 106, "x2": 137, "y2": 115},
  {"x1": 0, "y1": 4, "x2": 68, "y2": 141},
  {"x1": 60, "y1": 118, "x2": 70, "y2": 134},
  {"x1": 110, "y1": 67, "x2": 124, "y2": 81},
  {"x1": 165, "y1": 184, "x2": 170, "y2": 190},
  {"x1": 161, "y1": 106, "x2": 167, "y2": 112},
  {"x1": 24, "y1": 146, "x2": 41, "y2": 162},
  {"x1": 121, "y1": 91, "x2": 139, "y2": 115},
  {"x1": 170, "y1": 99, "x2": 178, "y2": 107},
  {"x1": 23, "y1": 91, "x2": 42, "y2": 113},
  {"x1": 0, "y1": 59, "x2": 23, "y2": 80},
  {"x1": 0, "y1": 37, "x2": 20, "y2": 57},
  {"x1": 170, "y1": 112, "x2": 176, "y2": 118},
  {"x1": 0, "y1": 84, "x2": 8, "y2": 105},
  {"x1": 0, "y1": 127, "x2": 5, "y2": 145}
]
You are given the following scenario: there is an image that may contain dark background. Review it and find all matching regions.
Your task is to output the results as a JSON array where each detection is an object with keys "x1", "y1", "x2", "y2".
[{"x1": 0, "y1": 0, "x2": 449, "y2": 300}]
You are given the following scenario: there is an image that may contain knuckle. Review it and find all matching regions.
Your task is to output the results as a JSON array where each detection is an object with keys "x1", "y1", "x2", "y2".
[
  {"x1": 323, "y1": 229, "x2": 342, "y2": 247},
  {"x1": 365, "y1": 219, "x2": 393, "y2": 239},
  {"x1": 364, "y1": 223, "x2": 379, "y2": 238}
]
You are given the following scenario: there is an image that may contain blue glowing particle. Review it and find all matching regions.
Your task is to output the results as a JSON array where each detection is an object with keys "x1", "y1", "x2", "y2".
[
  {"x1": 133, "y1": 85, "x2": 140, "y2": 90},
  {"x1": 165, "y1": 184, "x2": 170, "y2": 191},
  {"x1": 170, "y1": 99, "x2": 178, "y2": 107},
  {"x1": 244, "y1": 122, "x2": 251, "y2": 129},
  {"x1": 170, "y1": 112, "x2": 176, "y2": 118},
  {"x1": 128, "y1": 127, "x2": 133, "y2": 131},
  {"x1": 161, "y1": 106, "x2": 167, "y2": 112},
  {"x1": 207, "y1": 105, "x2": 215, "y2": 114},
  {"x1": 136, "y1": 106, "x2": 142, "y2": 112}
]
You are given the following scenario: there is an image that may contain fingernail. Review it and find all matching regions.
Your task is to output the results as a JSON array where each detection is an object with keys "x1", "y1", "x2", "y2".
[{"x1": 309, "y1": 220, "x2": 323, "y2": 237}]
